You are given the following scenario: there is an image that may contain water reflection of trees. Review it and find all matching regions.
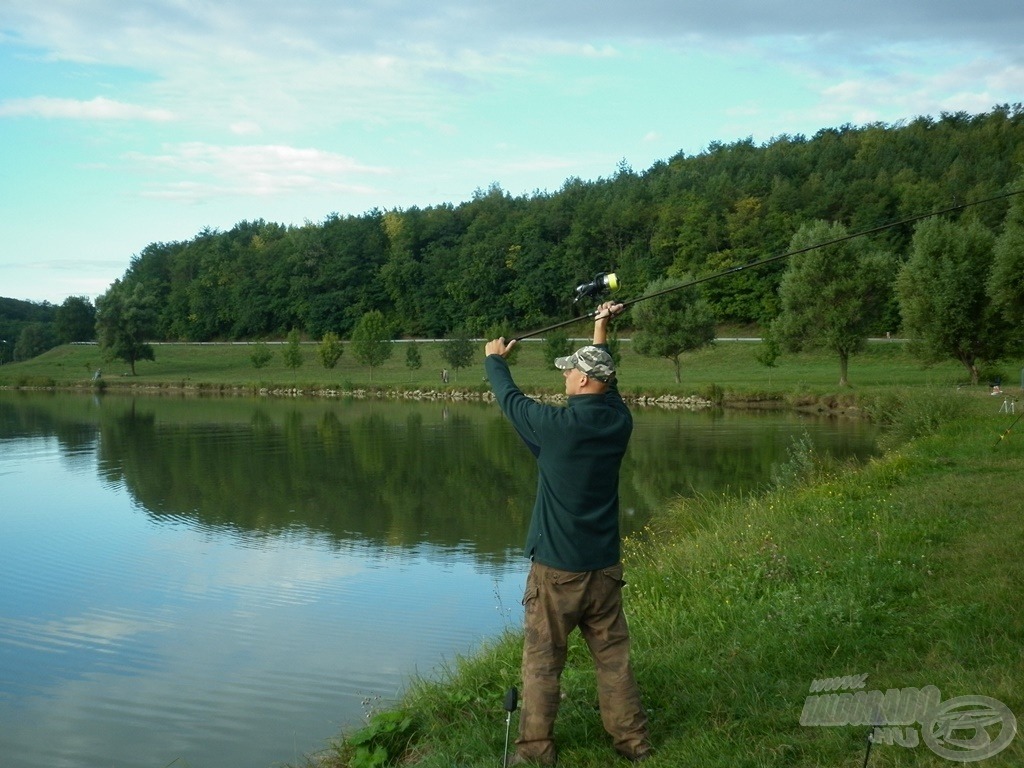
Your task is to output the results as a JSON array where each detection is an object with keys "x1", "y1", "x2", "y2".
[
  {"x1": 88, "y1": 401, "x2": 538, "y2": 565},
  {"x1": 0, "y1": 394, "x2": 876, "y2": 566}
]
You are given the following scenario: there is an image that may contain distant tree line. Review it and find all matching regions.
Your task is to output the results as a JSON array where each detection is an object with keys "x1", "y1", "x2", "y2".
[
  {"x1": 105, "y1": 106, "x2": 1024, "y2": 339},
  {"x1": 0, "y1": 296, "x2": 95, "y2": 364},
  {"x1": 4, "y1": 106, "x2": 1024, "y2": 382}
]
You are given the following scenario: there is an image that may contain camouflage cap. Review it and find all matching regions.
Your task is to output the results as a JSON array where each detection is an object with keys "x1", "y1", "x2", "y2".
[{"x1": 554, "y1": 345, "x2": 615, "y2": 383}]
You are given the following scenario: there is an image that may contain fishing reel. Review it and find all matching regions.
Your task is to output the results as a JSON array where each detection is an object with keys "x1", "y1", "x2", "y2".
[{"x1": 573, "y1": 272, "x2": 619, "y2": 303}]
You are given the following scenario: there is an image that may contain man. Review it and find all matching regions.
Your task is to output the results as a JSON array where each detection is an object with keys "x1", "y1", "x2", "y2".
[{"x1": 484, "y1": 301, "x2": 652, "y2": 766}]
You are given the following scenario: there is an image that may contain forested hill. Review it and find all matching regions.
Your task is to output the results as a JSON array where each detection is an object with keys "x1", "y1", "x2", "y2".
[
  {"x1": 0, "y1": 298, "x2": 56, "y2": 363},
  {"x1": 113, "y1": 105, "x2": 1024, "y2": 341}
]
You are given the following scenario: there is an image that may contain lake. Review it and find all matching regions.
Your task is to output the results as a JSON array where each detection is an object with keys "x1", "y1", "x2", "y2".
[{"x1": 0, "y1": 392, "x2": 877, "y2": 768}]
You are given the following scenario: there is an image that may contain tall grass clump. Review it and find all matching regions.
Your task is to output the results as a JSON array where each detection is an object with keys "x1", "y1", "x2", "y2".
[
  {"x1": 861, "y1": 386, "x2": 969, "y2": 450},
  {"x1": 768, "y1": 429, "x2": 853, "y2": 489}
]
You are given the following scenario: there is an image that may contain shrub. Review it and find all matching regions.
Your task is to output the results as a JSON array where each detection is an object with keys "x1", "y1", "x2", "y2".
[{"x1": 250, "y1": 342, "x2": 273, "y2": 369}]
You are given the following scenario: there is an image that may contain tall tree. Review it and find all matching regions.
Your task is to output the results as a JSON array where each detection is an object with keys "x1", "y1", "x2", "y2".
[
  {"x1": 896, "y1": 217, "x2": 1004, "y2": 384},
  {"x1": 405, "y1": 341, "x2": 422, "y2": 381},
  {"x1": 632, "y1": 276, "x2": 716, "y2": 384},
  {"x1": 771, "y1": 221, "x2": 894, "y2": 387},
  {"x1": 282, "y1": 328, "x2": 304, "y2": 371},
  {"x1": 439, "y1": 330, "x2": 475, "y2": 381},
  {"x1": 988, "y1": 184, "x2": 1024, "y2": 336},
  {"x1": 95, "y1": 280, "x2": 157, "y2": 375},
  {"x1": 316, "y1": 331, "x2": 344, "y2": 369},
  {"x1": 351, "y1": 310, "x2": 394, "y2": 378}
]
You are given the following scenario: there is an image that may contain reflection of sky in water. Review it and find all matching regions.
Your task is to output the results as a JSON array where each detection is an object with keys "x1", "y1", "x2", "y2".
[
  {"x1": 0, "y1": 439, "x2": 524, "y2": 768},
  {"x1": 0, "y1": 397, "x2": 876, "y2": 768}
]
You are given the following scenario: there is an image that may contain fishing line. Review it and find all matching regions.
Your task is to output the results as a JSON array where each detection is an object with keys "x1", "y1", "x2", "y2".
[{"x1": 510, "y1": 187, "x2": 1024, "y2": 343}]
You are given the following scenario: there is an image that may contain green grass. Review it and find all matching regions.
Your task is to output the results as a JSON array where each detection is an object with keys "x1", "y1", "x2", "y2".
[
  {"x1": 303, "y1": 388, "x2": 1024, "y2": 768},
  {"x1": 1, "y1": 339, "x2": 1012, "y2": 403}
]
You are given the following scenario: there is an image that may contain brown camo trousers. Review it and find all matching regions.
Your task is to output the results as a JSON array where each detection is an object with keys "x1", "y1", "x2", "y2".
[{"x1": 516, "y1": 560, "x2": 650, "y2": 762}]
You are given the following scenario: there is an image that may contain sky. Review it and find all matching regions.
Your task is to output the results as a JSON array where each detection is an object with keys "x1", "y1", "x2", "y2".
[{"x1": 1, "y1": 1, "x2": 1022, "y2": 305}]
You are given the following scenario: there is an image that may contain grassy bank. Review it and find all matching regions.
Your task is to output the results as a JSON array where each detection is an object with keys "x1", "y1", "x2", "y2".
[
  {"x1": 1, "y1": 338, "x2": 1016, "y2": 406},
  {"x1": 309, "y1": 387, "x2": 1023, "y2": 768}
]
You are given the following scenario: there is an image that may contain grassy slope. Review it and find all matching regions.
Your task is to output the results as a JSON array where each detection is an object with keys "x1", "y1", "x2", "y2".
[{"x1": 314, "y1": 389, "x2": 1023, "y2": 768}]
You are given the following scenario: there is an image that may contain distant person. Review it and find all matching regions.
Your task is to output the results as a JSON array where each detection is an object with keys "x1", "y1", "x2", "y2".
[{"x1": 484, "y1": 301, "x2": 652, "y2": 765}]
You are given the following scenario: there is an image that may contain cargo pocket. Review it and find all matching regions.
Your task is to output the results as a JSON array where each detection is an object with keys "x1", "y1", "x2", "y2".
[
  {"x1": 602, "y1": 562, "x2": 626, "y2": 586},
  {"x1": 522, "y1": 584, "x2": 539, "y2": 608}
]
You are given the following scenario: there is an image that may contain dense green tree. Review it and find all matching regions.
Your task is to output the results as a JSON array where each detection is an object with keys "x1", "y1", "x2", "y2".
[
  {"x1": 444, "y1": 184, "x2": 522, "y2": 333},
  {"x1": 896, "y1": 217, "x2": 1004, "y2": 384},
  {"x1": 224, "y1": 221, "x2": 294, "y2": 339},
  {"x1": 988, "y1": 185, "x2": 1024, "y2": 336},
  {"x1": 55, "y1": 296, "x2": 96, "y2": 342},
  {"x1": 0, "y1": 298, "x2": 57, "y2": 362},
  {"x1": 95, "y1": 279, "x2": 157, "y2": 375},
  {"x1": 632, "y1": 276, "x2": 716, "y2": 384},
  {"x1": 771, "y1": 221, "x2": 894, "y2": 387},
  {"x1": 316, "y1": 331, "x2": 344, "y2": 369},
  {"x1": 14, "y1": 322, "x2": 57, "y2": 361},
  {"x1": 293, "y1": 212, "x2": 389, "y2": 338},
  {"x1": 697, "y1": 196, "x2": 793, "y2": 323},
  {"x1": 351, "y1": 310, "x2": 394, "y2": 377},
  {"x1": 380, "y1": 210, "x2": 427, "y2": 335}
]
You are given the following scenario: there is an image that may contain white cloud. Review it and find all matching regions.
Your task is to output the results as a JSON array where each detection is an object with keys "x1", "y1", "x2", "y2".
[
  {"x1": 4, "y1": 2, "x2": 1020, "y2": 143},
  {"x1": 123, "y1": 142, "x2": 392, "y2": 202},
  {"x1": 812, "y1": 54, "x2": 1024, "y2": 124},
  {"x1": 0, "y1": 96, "x2": 174, "y2": 121},
  {"x1": 229, "y1": 121, "x2": 263, "y2": 136}
]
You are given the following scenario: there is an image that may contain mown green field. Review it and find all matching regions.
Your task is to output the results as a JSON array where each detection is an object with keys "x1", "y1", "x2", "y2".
[{"x1": 2, "y1": 338, "x2": 1017, "y2": 404}]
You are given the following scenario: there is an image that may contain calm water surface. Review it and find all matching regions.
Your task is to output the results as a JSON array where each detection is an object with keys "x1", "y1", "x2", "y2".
[{"x1": 0, "y1": 392, "x2": 877, "y2": 768}]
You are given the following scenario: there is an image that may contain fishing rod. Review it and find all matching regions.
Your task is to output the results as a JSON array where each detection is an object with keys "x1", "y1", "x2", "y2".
[
  {"x1": 993, "y1": 409, "x2": 1023, "y2": 448},
  {"x1": 510, "y1": 188, "x2": 1024, "y2": 343}
]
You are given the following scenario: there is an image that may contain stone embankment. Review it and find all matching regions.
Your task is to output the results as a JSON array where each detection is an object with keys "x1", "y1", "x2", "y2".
[{"x1": 257, "y1": 386, "x2": 716, "y2": 410}]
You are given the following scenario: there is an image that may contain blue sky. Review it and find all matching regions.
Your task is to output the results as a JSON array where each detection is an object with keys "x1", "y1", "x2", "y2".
[{"x1": 1, "y1": 1, "x2": 1022, "y2": 304}]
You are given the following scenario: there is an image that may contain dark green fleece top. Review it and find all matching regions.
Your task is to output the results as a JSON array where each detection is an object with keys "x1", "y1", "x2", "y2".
[{"x1": 484, "y1": 345, "x2": 632, "y2": 572}]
